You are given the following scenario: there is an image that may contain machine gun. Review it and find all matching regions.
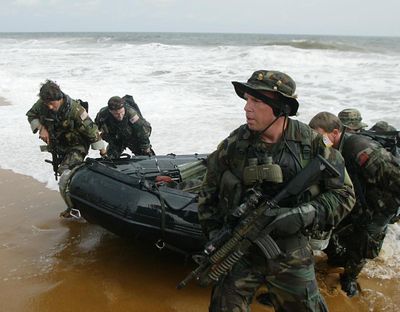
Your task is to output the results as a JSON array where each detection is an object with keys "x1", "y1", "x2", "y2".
[{"x1": 177, "y1": 154, "x2": 340, "y2": 289}]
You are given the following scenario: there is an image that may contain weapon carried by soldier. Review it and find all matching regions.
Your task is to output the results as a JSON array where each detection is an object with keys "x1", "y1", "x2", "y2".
[
  {"x1": 177, "y1": 154, "x2": 340, "y2": 289},
  {"x1": 39, "y1": 119, "x2": 63, "y2": 180}
]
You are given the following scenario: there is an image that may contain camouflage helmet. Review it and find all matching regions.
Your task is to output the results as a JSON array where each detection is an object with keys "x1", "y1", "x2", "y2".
[
  {"x1": 370, "y1": 121, "x2": 397, "y2": 132},
  {"x1": 338, "y1": 108, "x2": 367, "y2": 131},
  {"x1": 107, "y1": 96, "x2": 124, "y2": 110},
  {"x1": 232, "y1": 70, "x2": 299, "y2": 116}
]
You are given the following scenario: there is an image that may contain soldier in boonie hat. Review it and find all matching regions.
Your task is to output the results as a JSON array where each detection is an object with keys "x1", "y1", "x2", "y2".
[
  {"x1": 338, "y1": 108, "x2": 368, "y2": 132},
  {"x1": 198, "y1": 69, "x2": 354, "y2": 311},
  {"x1": 232, "y1": 70, "x2": 299, "y2": 116},
  {"x1": 370, "y1": 120, "x2": 397, "y2": 132}
]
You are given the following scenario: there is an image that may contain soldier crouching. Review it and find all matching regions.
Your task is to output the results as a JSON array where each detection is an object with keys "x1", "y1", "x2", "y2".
[
  {"x1": 95, "y1": 95, "x2": 154, "y2": 158},
  {"x1": 26, "y1": 80, "x2": 106, "y2": 218}
]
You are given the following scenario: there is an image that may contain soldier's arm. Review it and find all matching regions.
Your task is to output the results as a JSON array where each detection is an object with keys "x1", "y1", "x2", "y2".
[
  {"x1": 73, "y1": 105, "x2": 105, "y2": 151},
  {"x1": 94, "y1": 109, "x2": 112, "y2": 142},
  {"x1": 358, "y1": 146, "x2": 400, "y2": 212},
  {"x1": 127, "y1": 108, "x2": 152, "y2": 154},
  {"x1": 26, "y1": 100, "x2": 45, "y2": 133},
  {"x1": 361, "y1": 147, "x2": 400, "y2": 189},
  {"x1": 198, "y1": 141, "x2": 230, "y2": 238},
  {"x1": 307, "y1": 137, "x2": 356, "y2": 232}
]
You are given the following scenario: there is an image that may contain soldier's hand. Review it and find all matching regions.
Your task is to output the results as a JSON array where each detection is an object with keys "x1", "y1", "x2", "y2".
[
  {"x1": 100, "y1": 148, "x2": 107, "y2": 158},
  {"x1": 39, "y1": 126, "x2": 49, "y2": 144}
]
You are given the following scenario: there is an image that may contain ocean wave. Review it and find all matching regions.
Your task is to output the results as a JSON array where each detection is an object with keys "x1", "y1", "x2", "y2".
[{"x1": 263, "y1": 39, "x2": 365, "y2": 52}]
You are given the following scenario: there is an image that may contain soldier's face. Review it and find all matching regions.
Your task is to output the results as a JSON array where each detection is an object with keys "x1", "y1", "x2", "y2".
[
  {"x1": 244, "y1": 93, "x2": 276, "y2": 131},
  {"x1": 109, "y1": 107, "x2": 125, "y2": 121},
  {"x1": 45, "y1": 99, "x2": 63, "y2": 112}
]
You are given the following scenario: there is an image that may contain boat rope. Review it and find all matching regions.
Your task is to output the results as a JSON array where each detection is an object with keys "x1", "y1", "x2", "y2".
[{"x1": 155, "y1": 239, "x2": 192, "y2": 259}]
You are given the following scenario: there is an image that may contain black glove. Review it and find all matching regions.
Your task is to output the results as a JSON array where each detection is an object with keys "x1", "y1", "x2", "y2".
[{"x1": 264, "y1": 204, "x2": 316, "y2": 236}]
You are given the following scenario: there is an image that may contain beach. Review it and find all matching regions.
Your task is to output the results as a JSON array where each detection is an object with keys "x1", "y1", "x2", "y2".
[
  {"x1": 1, "y1": 32, "x2": 400, "y2": 311},
  {"x1": 0, "y1": 168, "x2": 210, "y2": 312},
  {"x1": 0, "y1": 168, "x2": 399, "y2": 312}
]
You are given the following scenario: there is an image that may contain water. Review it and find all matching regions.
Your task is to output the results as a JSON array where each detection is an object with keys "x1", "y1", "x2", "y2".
[{"x1": 0, "y1": 32, "x2": 399, "y2": 309}]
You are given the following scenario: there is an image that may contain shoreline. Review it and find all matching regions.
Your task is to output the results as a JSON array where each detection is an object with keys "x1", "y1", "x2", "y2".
[{"x1": 0, "y1": 168, "x2": 399, "y2": 311}]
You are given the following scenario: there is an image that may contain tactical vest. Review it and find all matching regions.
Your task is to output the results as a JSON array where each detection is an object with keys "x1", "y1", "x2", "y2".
[
  {"x1": 96, "y1": 106, "x2": 149, "y2": 144},
  {"x1": 40, "y1": 96, "x2": 90, "y2": 154},
  {"x1": 223, "y1": 120, "x2": 318, "y2": 208}
]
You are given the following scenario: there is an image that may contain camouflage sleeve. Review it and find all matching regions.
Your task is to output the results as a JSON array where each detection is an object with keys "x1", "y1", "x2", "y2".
[
  {"x1": 308, "y1": 136, "x2": 356, "y2": 231},
  {"x1": 357, "y1": 145, "x2": 400, "y2": 213},
  {"x1": 359, "y1": 147, "x2": 400, "y2": 191},
  {"x1": 71, "y1": 103, "x2": 104, "y2": 150},
  {"x1": 127, "y1": 108, "x2": 152, "y2": 153},
  {"x1": 26, "y1": 100, "x2": 44, "y2": 133},
  {"x1": 198, "y1": 141, "x2": 230, "y2": 237},
  {"x1": 94, "y1": 108, "x2": 112, "y2": 142}
]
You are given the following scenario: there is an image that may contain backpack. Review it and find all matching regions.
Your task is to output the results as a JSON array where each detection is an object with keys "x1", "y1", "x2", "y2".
[
  {"x1": 122, "y1": 94, "x2": 143, "y2": 119},
  {"x1": 360, "y1": 130, "x2": 400, "y2": 158}
]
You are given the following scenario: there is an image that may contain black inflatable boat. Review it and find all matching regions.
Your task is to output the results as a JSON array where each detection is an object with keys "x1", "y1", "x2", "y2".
[{"x1": 68, "y1": 154, "x2": 208, "y2": 253}]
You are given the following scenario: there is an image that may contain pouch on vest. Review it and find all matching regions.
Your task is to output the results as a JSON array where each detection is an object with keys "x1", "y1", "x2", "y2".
[{"x1": 218, "y1": 170, "x2": 243, "y2": 217}]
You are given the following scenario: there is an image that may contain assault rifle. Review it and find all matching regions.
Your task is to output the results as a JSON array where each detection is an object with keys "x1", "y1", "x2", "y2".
[
  {"x1": 39, "y1": 119, "x2": 63, "y2": 180},
  {"x1": 177, "y1": 154, "x2": 340, "y2": 289}
]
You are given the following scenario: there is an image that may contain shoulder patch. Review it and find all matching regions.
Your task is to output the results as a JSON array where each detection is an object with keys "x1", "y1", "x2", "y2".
[
  {"x1": 80, "y1": 110, "x2": 88, "y2": 120},
  {"x1": 357, "y1": 151, "x2": 370, "y2": 167},
  {"x1": 322, "y1": 135, "x2": 333, "y2": 147},
  {"x1": 129, "y1": 115, "x2": 140, "y2": 124}
]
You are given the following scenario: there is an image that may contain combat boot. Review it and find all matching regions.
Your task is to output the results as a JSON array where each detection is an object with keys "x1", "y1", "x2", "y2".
[
  {"x1": 340, "y1": 273, "x2": 360, "y2": 297},
  {"x1": 256, "y1": 293, "x2": 273, "y2": 306},
  {"x1": 59, "y1": 208, "x2": 73, "y2": 218}
]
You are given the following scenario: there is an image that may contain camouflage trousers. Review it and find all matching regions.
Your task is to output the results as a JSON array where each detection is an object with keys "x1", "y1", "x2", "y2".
[
  {"x1": 209, "y1": 245, "x2": 328, "y2": 312},
  {"x1": 58, "y1": 149, "x2": 86, "y2": 210},
  {"x1": 325, "y1": 212, "x2": 393, "y2": 279},
  {"x1": 57, "y1": 149, "x2": 86, "y2": 175}
]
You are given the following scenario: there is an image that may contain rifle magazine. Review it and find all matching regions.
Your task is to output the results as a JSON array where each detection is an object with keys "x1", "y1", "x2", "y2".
[{"x1": 253, "y1": 234, "x2": 281, "y2": 259}]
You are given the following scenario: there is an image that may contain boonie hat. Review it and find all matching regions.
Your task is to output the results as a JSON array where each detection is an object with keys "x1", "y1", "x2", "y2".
[
  {"x1": 370, "y1": 121, "x2": 397, "y2": 132},
  {"x1": 232, "y1": 70, "x2": 299, "y2": 116},
  {"x1": 108, "y1": 96, "x2": 124, "y2": 110},
  {"x1": 338, "y1": 108, "x2": 368, "y2": 131}
]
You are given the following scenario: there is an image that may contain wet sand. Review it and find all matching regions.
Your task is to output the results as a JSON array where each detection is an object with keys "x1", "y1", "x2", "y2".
[{"x1": 0, "y1": 169, "x2": 398, "y2": 312}]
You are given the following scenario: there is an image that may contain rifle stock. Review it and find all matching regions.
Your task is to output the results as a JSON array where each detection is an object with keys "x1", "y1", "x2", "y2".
[{"x1": 177, "y1": 154, "x2": 340, "y2": 289}]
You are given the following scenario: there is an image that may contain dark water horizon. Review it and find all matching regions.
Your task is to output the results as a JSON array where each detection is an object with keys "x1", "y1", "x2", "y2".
[{"x1": 1, "y1": 31, "x2": 399, "y2": 53}]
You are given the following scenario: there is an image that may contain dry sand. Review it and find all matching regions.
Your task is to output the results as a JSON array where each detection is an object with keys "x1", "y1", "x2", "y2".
[{"x1": 0, "y1": 169, "x2": 398, "y2": 312}]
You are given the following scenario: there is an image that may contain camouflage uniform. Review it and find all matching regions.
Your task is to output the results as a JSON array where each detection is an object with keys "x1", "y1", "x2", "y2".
[
  {"x1": 198, "y1": 70, "x2": 355, "y2": 312},
  {"x1": 324, "y1": 133, "x2": 400, "y2": 294},
  {"x1": 27, "y1": 95, "x2": 104, "y2": 172},
  {"x1": 95, "y1": 96, "x2": 153, "y2": 158},
  {"x1": 27, "y1": 89, "x2": 104, "y2": 216}
]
